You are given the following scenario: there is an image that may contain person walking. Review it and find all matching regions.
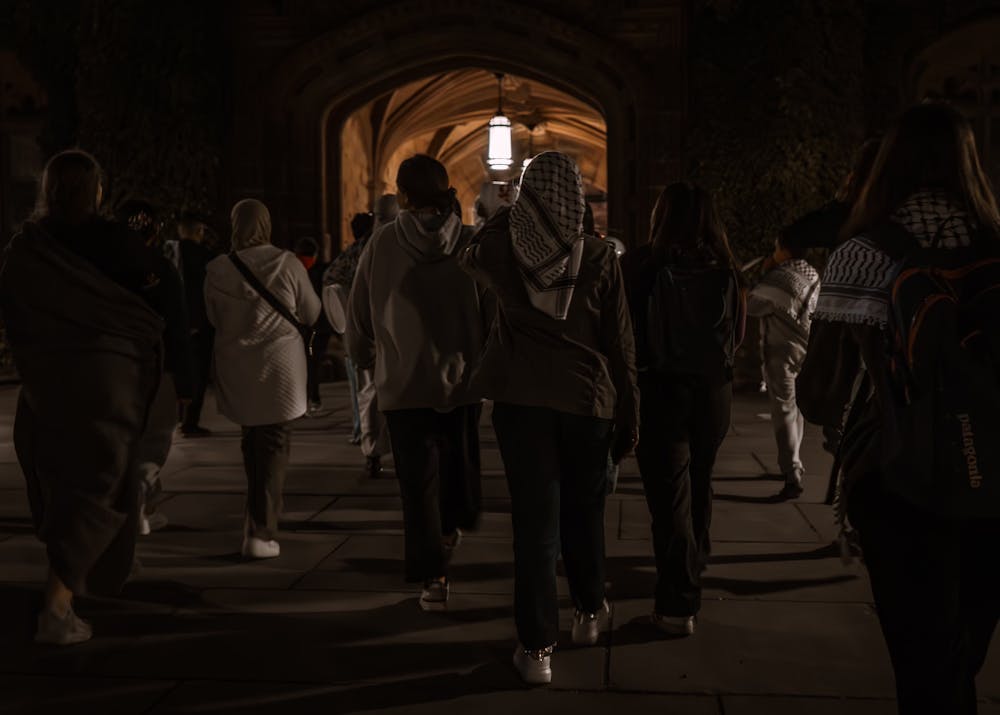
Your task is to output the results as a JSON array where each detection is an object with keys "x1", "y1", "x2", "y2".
[
  {"x1": 0, "y1": 150, "x2": 163, "y2": 644},
  {"x1": 325, "y1": 210, "x2": 390, "y2": 472},
  {"x1": 797, "y1": 103, "x2": 1000, "y2": 714},
  {"x1": 293, "y1": 236, "x2": 329, "y2": 415},
  {"x1": 460, "y1": 151, "x2": 639, "y2": 685},
  {"x1": 118, "y1": 200, "x2": 197, "y2": 535},
  {"x1": 622, "y1": 182, "x2": 745, "y2": 639},
  {"x1": 347, "y1": 156, "x2": 488, "y2": 612},
  {"x1": 747, "y1": 240, "x2": 820, "y2": 499},
  {"x1": 175, "y1": 213, "x2": 215, "y2": 437},
  {"x1": 205, "y1": 199, "x2": 321, "y2": 559}
]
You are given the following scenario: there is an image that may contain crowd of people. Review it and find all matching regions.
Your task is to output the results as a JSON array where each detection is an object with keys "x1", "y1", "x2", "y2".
[{"x1": 0, "y1": 100, "x2": 998, "y2": 713}]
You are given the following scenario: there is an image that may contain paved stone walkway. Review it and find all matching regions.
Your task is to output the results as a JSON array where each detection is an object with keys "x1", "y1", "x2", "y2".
[{"x1": 1, "y1": 382, "x2": 997, "y2": 714}]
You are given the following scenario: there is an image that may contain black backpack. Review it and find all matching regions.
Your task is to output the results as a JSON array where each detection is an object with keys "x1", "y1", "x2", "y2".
[
  {"x1": 880, "y1": 221, "x2": 1000, "y2": 517},
  {"x1": 645, "y1": 262, "x2": 739, "y2": 381}
]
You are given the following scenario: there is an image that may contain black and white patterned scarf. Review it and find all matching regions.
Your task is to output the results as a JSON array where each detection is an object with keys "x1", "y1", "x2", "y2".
[
  {"x1": 750, "y1": 259, "x2": 820, "y2": 336},
  {"x1": 814, "y1": 190, "x2": 976, "y2": 328},
  {"x1": 510, "y1": 151, "x2": 586, "y2": 320}
]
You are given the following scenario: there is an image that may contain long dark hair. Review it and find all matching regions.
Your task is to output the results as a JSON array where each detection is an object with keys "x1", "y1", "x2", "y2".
[
  {"x1": 396, "y1": 154, "x2": 459, "y2": 216},
  {"x1": 649, "y1": 182, "x2": 737, "y2": 269},
  {"x1": 842, "y1": 102, "x2": 1000, "y2": 242},
  {"x1": 32, "y1": 149, "x2": 104, "y2": 225}
]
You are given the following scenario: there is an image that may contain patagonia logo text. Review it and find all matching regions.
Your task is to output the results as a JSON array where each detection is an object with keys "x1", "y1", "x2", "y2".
[{"x1": 958, "y1": 413, "x2": 983, "y2": 489}]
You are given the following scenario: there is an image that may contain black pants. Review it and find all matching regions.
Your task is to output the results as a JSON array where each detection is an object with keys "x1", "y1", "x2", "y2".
[
  {"x1": 850, "y1": 482, "x2": 1000, "y2": 714},
  {"x1": 635, "y1": 374, "x2": 732, "y2": 616},
  {"x1": 183, "y1": 327, "x2": 214, "y2": 429},
  {"x1": 307, "y1": 332, "x2": 330, "y2": 405},
  {"x1": 241, "y1": 423, "x2": 291, "y2": 540},
  {"x1": 383, "y1": 404, "x2": 482, "y2": 582},
  {"x1": 492, "y1": 403, "x2": 613, "y2": 650}
]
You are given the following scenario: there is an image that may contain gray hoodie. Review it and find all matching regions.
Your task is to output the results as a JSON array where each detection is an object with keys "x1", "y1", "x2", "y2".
[{"x1": 346, "y1": 210, "x2": 489, "y2": 411}]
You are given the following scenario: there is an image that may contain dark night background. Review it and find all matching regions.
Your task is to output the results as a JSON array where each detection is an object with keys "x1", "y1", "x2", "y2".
[{"x1": 0, "y1": 3, "x2": 999, "y2": 713}]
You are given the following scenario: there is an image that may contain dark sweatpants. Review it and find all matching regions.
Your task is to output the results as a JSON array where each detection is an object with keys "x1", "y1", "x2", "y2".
[
  {"x1": 182, "y1": 327, "x2": 214, "y2": 430},
  {"x1": 492, "y1": 403, "x2": 613, "y2": 650},
  {"x1": 635, "y1": 373, "x2": 732, "y2": 617},
  {"x1": 850, "y1": 482, "x2": 1000, "y2": 715},
  {"x1": 241, "y1": 423, "x2": 291, "y2": 540},
  {"x1": 383, "y1": 404, "x2": 483, "y2": 582}
]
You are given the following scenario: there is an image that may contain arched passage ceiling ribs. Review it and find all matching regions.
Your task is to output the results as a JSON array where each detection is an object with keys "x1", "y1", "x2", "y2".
[{"x1": 340, "y1": 67, "x2": 608, "y2": 227}]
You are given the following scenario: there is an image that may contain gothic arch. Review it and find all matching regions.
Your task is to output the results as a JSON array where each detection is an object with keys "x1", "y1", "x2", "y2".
[{"x1": 250, "y1": 0, "x2": 658, "y2": 252}]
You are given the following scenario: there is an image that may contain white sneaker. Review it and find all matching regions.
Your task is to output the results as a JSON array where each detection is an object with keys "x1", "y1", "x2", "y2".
[
  {"x1": 140, "y1": 511, "x2": 168, "y2": 536},
  {"x1": 651, "y1": 612, "x2": 696, "y2": 636},
  {"x1": 571, "y1": 598, "x2": 611, "y2": 646},
  {"x1": 513, "y1": 644, "x2": 553, "y2": 685},
  {"x1": 241, "y1": 536, "x2": 281, "y2": 559},
  {"x1": 35, "y1": 607, "x2": 93, "y2": 645},
  {"x1": 419, "y1": 579, "x2": 449, "y2": 611}
]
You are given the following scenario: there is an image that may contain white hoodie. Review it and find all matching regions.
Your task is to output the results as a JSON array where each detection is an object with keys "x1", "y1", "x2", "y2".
[
  {"x1": 205, "y1": 245, "x2": 321, "y2": 426},
  {"x1": 346, "y1": 210, "x2": 489, "y2": 411}
]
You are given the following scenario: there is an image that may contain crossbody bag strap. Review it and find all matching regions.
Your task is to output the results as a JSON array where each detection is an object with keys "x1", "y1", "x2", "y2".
[{"x1": 229, "y1": 252, "x2": 315, "y2": 354}]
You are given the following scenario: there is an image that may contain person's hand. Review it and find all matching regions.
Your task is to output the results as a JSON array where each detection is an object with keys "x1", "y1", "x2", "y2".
[{"x1": 611, "y1": 425, "x2": 638, "y2": 465}]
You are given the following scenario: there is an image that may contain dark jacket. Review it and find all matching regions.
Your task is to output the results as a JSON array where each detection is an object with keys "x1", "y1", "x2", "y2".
[
  {"x1": 621, "y1": 243, "x2": 747, "y2": 382},
  {"x1": 0, "y1": 220, "x2": 163, "y2": 595},
  {"x1": 178, "y1": 239, "x2": 213, "y2": 331},
  {"x1": 146, "y1": 253, "x2": 196, "y2": 399},
  {"x1": 459, "y1": 208, "x2": 639, "y2": 432}
]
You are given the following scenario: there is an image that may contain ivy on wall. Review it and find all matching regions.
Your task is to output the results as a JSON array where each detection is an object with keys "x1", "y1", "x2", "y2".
[
  {"x1": 687, "y1": 0, "x2": 867, "y2": 261},
  {"x1": 11, "y1": 0, "x2": 226, "y2": 220}
]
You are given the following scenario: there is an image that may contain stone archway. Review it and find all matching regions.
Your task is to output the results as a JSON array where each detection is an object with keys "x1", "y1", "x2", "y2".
[
  {"x1": 249, "y1": 0, "x2": 660, "y2": 255},
  {"x1": 334, "y1": 68, "x2": 609, "y2": 249}
]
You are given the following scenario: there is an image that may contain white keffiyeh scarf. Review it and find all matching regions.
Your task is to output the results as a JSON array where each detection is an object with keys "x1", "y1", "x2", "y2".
[
  {"x1": 813, "y1": 190, "x2": 976, "y2": 328},
  {"x1": 510, "y1": 152, "x2": 586, "y2": 320}
]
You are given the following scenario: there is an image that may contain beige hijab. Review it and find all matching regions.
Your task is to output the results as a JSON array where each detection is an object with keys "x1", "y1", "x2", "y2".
[{"x1": 231, "y1": 199, "x2": 272, "y2": 250}]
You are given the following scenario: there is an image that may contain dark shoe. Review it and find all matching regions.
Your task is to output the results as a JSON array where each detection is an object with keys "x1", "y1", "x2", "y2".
[
  {"x1": 776, "y1": 481, "x2": 804, "y2": 500},
  {"x1": 419, "y1": 579, "x2": 449, "y2": 611},
  {"x1": 363, "y1": 456, "x2": 382, "y2": 479},
  {"x1": 651, "y1": 613, "x2": 696, "y2": 637},
  {"x1": 181, "y1": 425, "x2": 211, "y2": 438}
]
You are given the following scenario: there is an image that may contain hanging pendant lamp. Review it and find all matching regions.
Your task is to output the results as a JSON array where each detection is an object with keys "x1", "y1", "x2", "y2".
[{"x1": 487, "y1": 73, "x2": 513, "y2": 170}]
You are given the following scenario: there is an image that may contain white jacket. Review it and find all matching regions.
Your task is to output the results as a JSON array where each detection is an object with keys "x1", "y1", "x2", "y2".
[{"x1": 205, "y1": 245, "x2": 322, "y2": 426}]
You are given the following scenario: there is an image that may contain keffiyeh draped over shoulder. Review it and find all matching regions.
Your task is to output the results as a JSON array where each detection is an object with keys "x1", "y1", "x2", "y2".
[
  {"x1": 813, "y1": 237, "x2": 896, "y2": 329},
  {"x1": 813, "y1": 190, "x2": 976, "y2": 329},
  {"x1": 509, "y1": 151, "x2": 586, "y2": 320}
]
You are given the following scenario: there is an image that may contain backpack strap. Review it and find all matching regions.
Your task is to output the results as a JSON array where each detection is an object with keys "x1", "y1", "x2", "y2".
[{"x1": 229, "y1": 252, "x2": 315, "y2": 355}]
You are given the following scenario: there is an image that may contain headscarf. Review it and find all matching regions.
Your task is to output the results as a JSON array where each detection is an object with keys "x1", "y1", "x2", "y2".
[
  {"x1": 230, "y1": 199, "x2": 272, "y2": 250},
  {"x1": 509, "y1": 151, "x2": 586, "y2": 320}
]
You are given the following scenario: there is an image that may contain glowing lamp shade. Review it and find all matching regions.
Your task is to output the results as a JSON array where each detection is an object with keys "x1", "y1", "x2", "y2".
[{"x1": 487, "y1": 114, "x2": 513, "y2": 170}]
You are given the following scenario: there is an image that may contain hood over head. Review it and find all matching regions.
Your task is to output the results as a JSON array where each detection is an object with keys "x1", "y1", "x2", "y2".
[
  {"x1": 231, "y1": 199, "x2": 272, "y2": 250},
  {"x1": 395, "y1": 209, "x2": 464, "y2": 260}
]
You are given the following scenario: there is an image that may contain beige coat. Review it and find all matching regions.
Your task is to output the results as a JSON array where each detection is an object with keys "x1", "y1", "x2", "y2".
[{"x1": 206, "y1": 245, "x2": 321, "y2": 426}]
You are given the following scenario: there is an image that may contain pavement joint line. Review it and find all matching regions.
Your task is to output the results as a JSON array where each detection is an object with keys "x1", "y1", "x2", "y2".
[
  {"x1": 750, "y1": 451, "x2": 771, "y2": 474},
  {"x1": 793, "y1": 502, "x2": 826, "y2": 541},
  {"x1": 139, "y1": 679, "x2": 183, "y2": 715},
  {"x1": 285, "y1": 534, "x2": 353, "y2": 591}
]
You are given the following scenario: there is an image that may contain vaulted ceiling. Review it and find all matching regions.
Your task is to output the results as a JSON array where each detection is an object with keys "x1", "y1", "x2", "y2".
[{"x1": 339, "y1": 68, "x2": 607, "y2": 232}]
